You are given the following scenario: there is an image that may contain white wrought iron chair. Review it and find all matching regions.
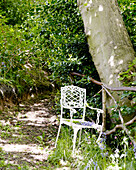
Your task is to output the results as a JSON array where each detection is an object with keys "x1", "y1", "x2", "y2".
[{"x1": 55, "y1": 85, "x2": 103, "y2": 153}]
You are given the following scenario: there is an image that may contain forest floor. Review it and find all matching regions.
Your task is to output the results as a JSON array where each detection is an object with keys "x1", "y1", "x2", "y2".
[{"x1": 0, "y1": 94, "x2": 59, "y2": 169}]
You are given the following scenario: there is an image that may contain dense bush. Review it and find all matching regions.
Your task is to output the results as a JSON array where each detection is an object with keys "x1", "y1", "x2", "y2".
[
  {"x1": 0, "y1": 0, "x2": 101, "y2": 106},
  {"x1": 0, "y1": 0, "x2": 31, "y2": 25}
]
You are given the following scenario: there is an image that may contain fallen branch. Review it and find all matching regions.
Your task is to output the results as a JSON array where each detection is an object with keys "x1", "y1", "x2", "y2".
[
  {"x1": 71, "y1": 72, "x2": 102, "y2": 85},
  {"x1": 105, "y1": 116, "x2": 136, "y2": 135},
  {"x1": 103, "y1": 83, "x2": 136, "y2": 92},
  {"x1": 71, "y1": 72, "x2": 136, "y2": 91}
]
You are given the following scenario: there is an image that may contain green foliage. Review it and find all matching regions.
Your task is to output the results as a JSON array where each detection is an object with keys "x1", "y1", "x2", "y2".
[
  {"x1": 0, "y1": 0, "x2": 32, "y2": 25},
  {"x1": 0, "y1": 6, "x2": 50, "y2": 96},
  {"x1": 118, "y1": 0, "x2": 136, "y2": 50},
  {"x1": 0, "y1": 0, "x2": 100, "y2": 101},
  {"x1": 19, "y1": 0, "x2": 98, "y2": 84},
  {"x1": 119, "y1": 58, "x2": 136, "y2": 86}
]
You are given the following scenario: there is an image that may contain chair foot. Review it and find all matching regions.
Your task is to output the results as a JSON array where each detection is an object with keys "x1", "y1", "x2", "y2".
[
  {"x1": 78, "y1": 129, "x2": 82, "y2": 148},
  {"x1": 55, "y1": 124, "x2": 61, "y2": 148},
  {"x1": 96, "y1": 127, "x2": 103, "y2": 143},
  {"x1": 72, "y1": 128, "x2": 80, "y2": 153}
]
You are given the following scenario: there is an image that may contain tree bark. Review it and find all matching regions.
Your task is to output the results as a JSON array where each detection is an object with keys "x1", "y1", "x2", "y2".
[{"x1": 77, "y1": 0, "x2": 135, "y2": 111}]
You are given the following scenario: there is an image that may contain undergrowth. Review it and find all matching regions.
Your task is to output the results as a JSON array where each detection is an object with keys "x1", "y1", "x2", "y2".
[{"x1": 48, "y1": 127, "x2": 136, "y2": 169}]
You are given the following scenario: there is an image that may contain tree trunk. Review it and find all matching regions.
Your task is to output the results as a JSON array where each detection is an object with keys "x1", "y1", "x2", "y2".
[{"x1": 77, "y1": 0, "x2": 135, "y2": 116}]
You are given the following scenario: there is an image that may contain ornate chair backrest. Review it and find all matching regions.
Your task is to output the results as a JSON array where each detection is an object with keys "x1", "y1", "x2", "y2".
[{"x1": 61, "y1": 85, "x2": 86, "y2": 120}]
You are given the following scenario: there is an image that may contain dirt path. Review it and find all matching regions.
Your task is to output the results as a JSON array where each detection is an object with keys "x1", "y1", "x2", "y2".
[{"x1": 0, "y1": 95, "x2": 58, "y2": 169}]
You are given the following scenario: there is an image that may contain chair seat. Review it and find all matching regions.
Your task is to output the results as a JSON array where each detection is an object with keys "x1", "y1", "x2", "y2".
[{"x1": 61, "y1": 118, "x2": 102, "y2": 130}]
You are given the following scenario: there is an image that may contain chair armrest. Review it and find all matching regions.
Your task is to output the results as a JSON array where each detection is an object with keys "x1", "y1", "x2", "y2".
[
  {"x1": 86, "y1": 103, "x2": 103, "y2": 113},
  {"x1": 86, "y1": 103, "x2": 103, "y2": 125}
]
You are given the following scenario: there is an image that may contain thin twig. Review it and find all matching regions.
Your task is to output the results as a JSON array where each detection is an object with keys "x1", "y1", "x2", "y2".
[
  {"x1": 102, "y1": 86, "x2": 124, "y2": 124},
  {"x1": 92, "y1": 89, "x2": 102, "y2": 98},
  {"x1": 102, "y1": 85, "x2": 136, "y2": 145}
]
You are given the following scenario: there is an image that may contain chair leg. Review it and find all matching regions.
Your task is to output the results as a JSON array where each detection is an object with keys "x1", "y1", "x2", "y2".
[
  {"x1": 96, "y1": 127, "x2": 103, "y2": 143},
  {"x1": 78, "y1": 129, "x2": 82, "y2": 147},
  {"x1": 72, "y1": 128, "x2": 79, "y2": 153},
  {"x1": 55, "y1": 123, "x2": 61, "y2": 148}
]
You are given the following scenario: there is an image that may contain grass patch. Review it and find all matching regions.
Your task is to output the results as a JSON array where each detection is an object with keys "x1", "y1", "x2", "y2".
[{"x1": 48, "y1": 127, "x2": 136, "y2": 169}]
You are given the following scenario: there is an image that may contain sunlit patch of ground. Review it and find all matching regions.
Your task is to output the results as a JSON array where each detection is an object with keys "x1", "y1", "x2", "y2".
[
  {"x1": 0, "y1": 96, "x2": 58, "y2": 169},
  {"x1": 0, "y1": 143, "x2": 52, "y2": 160}
]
